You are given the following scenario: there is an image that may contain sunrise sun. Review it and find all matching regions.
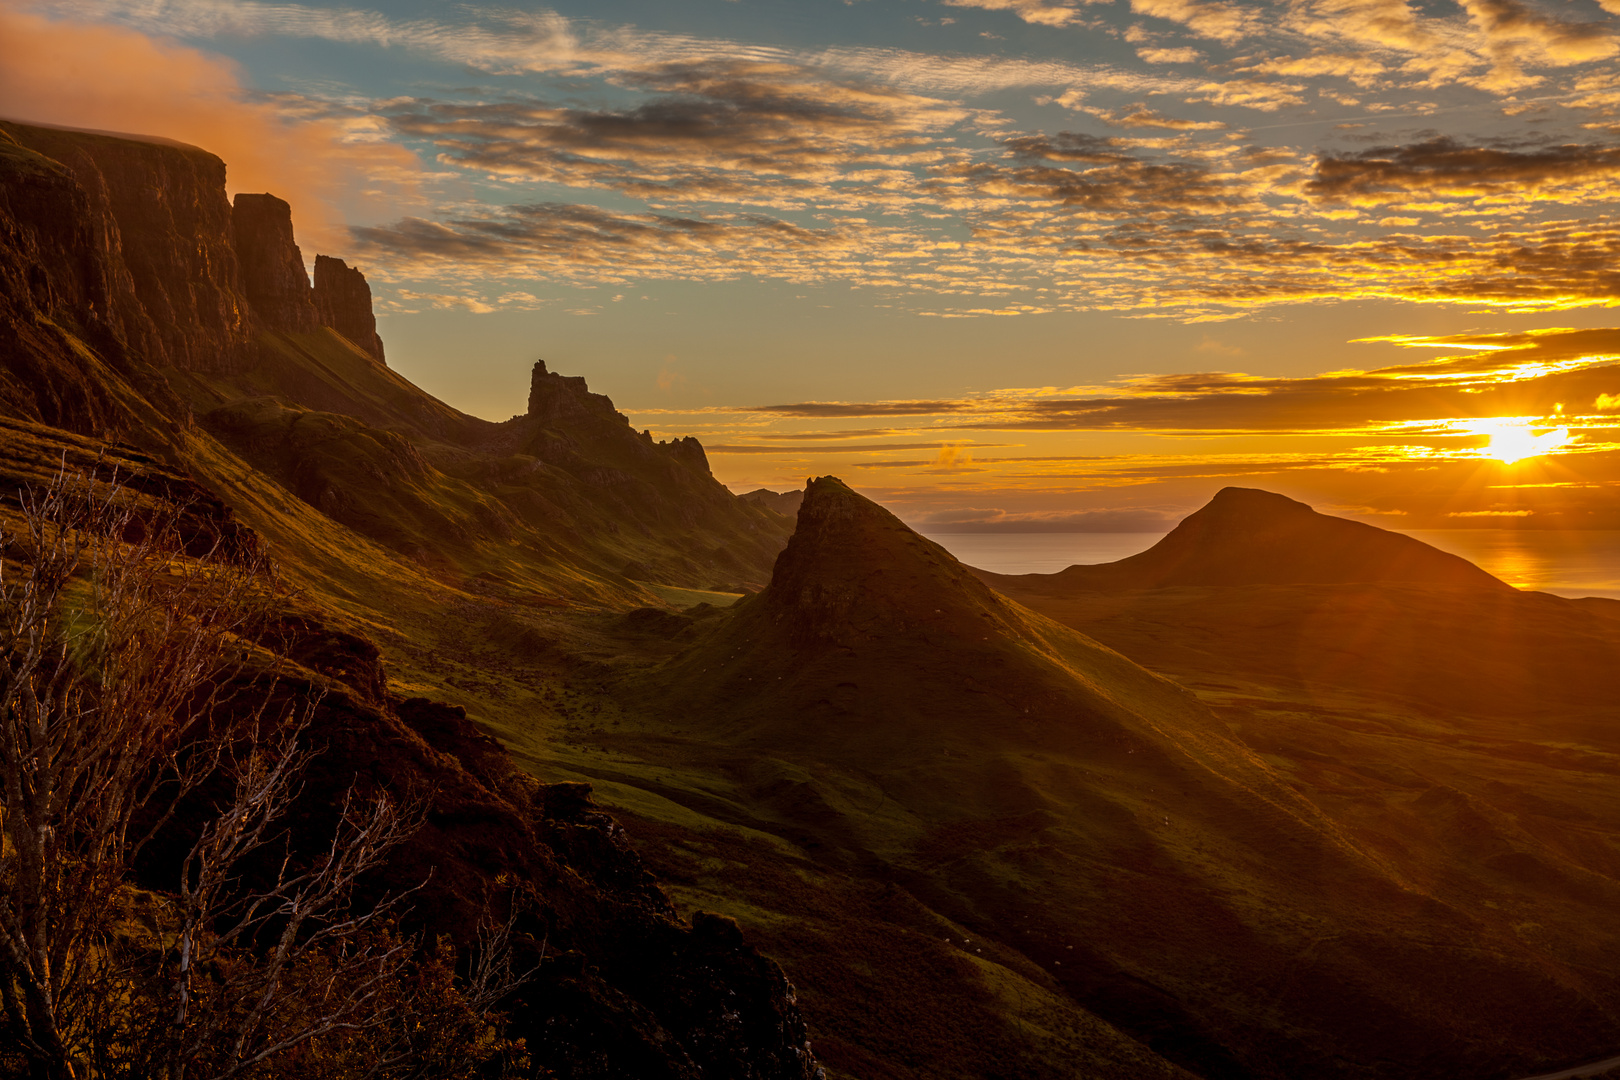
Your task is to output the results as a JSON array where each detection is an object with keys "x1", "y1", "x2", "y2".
[{"x1": 1469, "y1": 418, "x2": 1573, "y2": 464}]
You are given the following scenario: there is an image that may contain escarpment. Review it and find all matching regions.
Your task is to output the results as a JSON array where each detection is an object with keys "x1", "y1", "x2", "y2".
[
  {"x1": 313, "y1": 254, "x2": 386, "y2": 363},
  {"x1": 232, "y1": 192, "x2": 321, "y2": 334},
  {"x1": 0, "y1": 120, "x2": 256, "y2": 376},
  {"x1": 0, "y1": 120, "x2": 389, "y2": 399}
]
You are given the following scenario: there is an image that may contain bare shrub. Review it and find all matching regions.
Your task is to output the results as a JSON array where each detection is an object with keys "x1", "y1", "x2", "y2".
[{"x1": 0, "y1": 464, "x2": 525, "y2": 1080}]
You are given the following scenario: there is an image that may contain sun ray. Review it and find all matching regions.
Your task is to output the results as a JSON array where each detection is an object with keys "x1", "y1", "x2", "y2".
[{"x1": 1465, "y1": 417, "x2": 1573, "y2": 464}]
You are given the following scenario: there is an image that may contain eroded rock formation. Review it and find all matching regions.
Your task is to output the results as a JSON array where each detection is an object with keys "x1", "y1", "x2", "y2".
[
  {"x1": 313, "y1": 254, "x2": 386, "y2": 364},
  {"x1": 232, "y1": 193, "x2": 320, "y2": 334},
  {"x1": 1, "y1": 120, "x2": 254, "y2": 376}
]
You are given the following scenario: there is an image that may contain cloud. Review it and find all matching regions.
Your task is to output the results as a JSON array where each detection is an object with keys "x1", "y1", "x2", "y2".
[
  {"x1": 0, "y1": 4, "x2": 413, "y2": 248},
  {"x1": 1245, "y1": 51, "x2": 1386, "y2": 85},
  {"x1": 381, "y1": 61, "x2": 966, "y2": 209},
  {"x1": 354, "y1": 200, "x2": 915, "y2": 293},
  {"x1": 52, "y1": 0, "x2": 1195, "y2": 98},
  {"x1": 930, "y1": 442, "x2": 976, "y2": 469},
  {"x1": 737, "y1": 401, "x2": 981, "y2": 417},
  {"x1": 1137, "y1": 46, "x2": 1204, "y2": 63},
  {"x1": 734, "y1": 329, "x2": 1620, "y2": 436},
  {"x1": 745, "y1": 428, "x2": 907, "y2": 439},
  {"x1": 940, "y1": 0, "x2": 1093, "y2": 27},
  {"x1": 1081, "y1": 105, "x2": 1227, "y2": 129},
  {"x1": 929, "y1": 130, "x2": 1253, "y2": 217},
  {"x1": 1130, "y1": 0, "x2": 1255, "y2": 43},
  {"x1": 47, "y1": 0, "x2": 1620, "y2": 321},
  {"x1": 1305, "y1": 137, "x2": 1620, "y2": 206},
  {"x1": 706, "y1": 441, "x2": 1005, "y2": 453},
  {"x1": 1195, "y1": 334, "x2": 1245, "y2": 356},
  {"x1": 1186, "y1": 78, "x2": 1307, "y2": 110},
  {"x1": 1458, "y1": 0, "x2": 1616, "y2": 88}
]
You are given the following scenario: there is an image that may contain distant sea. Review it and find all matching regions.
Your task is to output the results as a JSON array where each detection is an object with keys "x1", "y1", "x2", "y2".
[{"x1": 922, "y1": 529, "x2": 1620, "y2": 601}]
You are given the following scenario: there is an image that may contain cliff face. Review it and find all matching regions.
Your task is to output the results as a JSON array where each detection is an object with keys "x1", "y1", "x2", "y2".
[
  {"x1": 312, "y1": 254, "x2": 386, "y2": 363},
  {"x1": 232, "y1": 193, "x2": 320, "y2": 334},
  {"x1": 0, "y1": 121, "x2": 390, "y2": 399},
  {"x1": 2, "y1": 121, "x2": 255, "y2": 374},
  {"x1": 0, "y1": 129, "x2": 135, "y2": 433}
]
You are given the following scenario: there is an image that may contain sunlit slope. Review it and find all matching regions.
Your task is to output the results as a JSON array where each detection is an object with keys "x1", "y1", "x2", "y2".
[
  {"x1": 992, "y1": 486, "x2": 1509, "y2": 594},
  {"x1": 637, "y1": 477, "x2": 1620, "y2": 1080}
]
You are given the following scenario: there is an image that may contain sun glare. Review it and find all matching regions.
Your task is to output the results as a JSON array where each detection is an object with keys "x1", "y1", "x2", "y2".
[{"x1": 1468, "y1": 418, "x2": 1573, "y2": 463}]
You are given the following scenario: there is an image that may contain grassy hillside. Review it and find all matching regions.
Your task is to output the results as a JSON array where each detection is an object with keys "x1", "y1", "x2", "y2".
[{"x1": 485, "y1": 479, "x2": 1620, "y2": 1080}]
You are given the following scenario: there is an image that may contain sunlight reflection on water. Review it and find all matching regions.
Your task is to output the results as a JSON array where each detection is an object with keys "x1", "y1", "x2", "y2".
[
  {"x1": 925, "y1": 530, "x2": 1620, "y2": 600},
  {"x1": 1398, "y1": 530, "x2": 1620, "y2": 600}
]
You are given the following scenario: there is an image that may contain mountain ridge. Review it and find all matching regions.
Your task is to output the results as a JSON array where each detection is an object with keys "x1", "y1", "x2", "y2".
[{"x1": 984, "y1": 486, "x2": 1509, "y2": 594}]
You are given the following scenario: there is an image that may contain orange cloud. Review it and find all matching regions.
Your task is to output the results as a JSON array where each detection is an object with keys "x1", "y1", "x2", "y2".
[{"x1": 0, "y1": 5, "x2": 413, "y2": 250}]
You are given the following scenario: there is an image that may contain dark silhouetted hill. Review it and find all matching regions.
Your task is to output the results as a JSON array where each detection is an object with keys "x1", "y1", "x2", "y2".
[
  {"x1": 739, "y1": 488, "x2": 804, "y2": 517},
  {"x1": 994, "y1": 486, "x2": 1508, "y2": 594},
  {"x1": 976, "y1": 487, "x2": 1618, "y2": 725}
]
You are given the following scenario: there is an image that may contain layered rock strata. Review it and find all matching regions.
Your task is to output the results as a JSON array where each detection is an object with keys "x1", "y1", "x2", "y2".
[
  {"x1": 313, "y1": 254, "x2": 386, "y2": 363},
  {"x1": 231, "y1": 193, "x2": 320, "y2": 334}
]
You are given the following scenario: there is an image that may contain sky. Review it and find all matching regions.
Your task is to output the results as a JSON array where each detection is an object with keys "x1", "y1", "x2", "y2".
[{"x1": 4, "y1": 0, "x2": 1620, "y2": 530}]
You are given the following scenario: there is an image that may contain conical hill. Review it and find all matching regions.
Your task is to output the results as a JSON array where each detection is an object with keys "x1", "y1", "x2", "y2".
[
  {"x1": 996, "y1": 486, "x2": 1507, "y2": 593},
  {"x1": 657, "y1": 476, "x2": 1239, "y2": 774}
]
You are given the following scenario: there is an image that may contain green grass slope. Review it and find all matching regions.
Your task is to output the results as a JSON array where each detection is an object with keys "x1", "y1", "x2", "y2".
[{"x1": 615, "y1": 477, "x2": 1620, "y2": 1080}]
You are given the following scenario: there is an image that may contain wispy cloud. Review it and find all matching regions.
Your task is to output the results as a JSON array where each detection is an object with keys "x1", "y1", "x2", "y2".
[
  {"x1": 715, "y1": 329, "x2": 1620, "y2": 435},
  {"x1": 380, "y1": 60, "x2": 968, "y2": 210},
  {"x1": 40, "y1": 0, "x2": 1620, "y2": 319},
  {"x1": 941, "y1": 0, "x2": 1096, "y2": 28}
]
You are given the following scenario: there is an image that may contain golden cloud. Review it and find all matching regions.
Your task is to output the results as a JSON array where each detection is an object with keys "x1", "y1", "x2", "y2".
[{"x1": 0, "y1": 5, "x2": 414, "y2": 250}]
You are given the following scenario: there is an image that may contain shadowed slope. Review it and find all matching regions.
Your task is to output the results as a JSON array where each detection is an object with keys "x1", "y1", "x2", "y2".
[
  {"x1": 636, "y1": 477, "x2": 1620, "y2": 1080},
  {"x1": 976, "y1": 488, "x2": 1618, "y2": 724},
  {"x1": 660, "y1": 476, "x2": 1231, "y2": 772},
  {"x1": 996, "y1": 487, "x2": 1508, "y2": 594}
]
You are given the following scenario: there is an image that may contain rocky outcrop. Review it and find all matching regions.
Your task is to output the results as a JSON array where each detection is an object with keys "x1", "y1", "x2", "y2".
[
  {"x1": 232, "y1": 193, "x2": 319, "y2": 333},
  {"x1": 527, "y1": 358, "x2": 623, "y2": 423},
  {"x1": 312, "y1": 254, "x2": 386, "y2": 363},
  {"x1": 218, "y1": 617, "x2": 824, "y2": 1080},
  {"x1": 502, "y1": 360, "x2": 788, "y2": 583},
  {"x1": 1, "y1": 120, "x2": 255, "y2": 375}
]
